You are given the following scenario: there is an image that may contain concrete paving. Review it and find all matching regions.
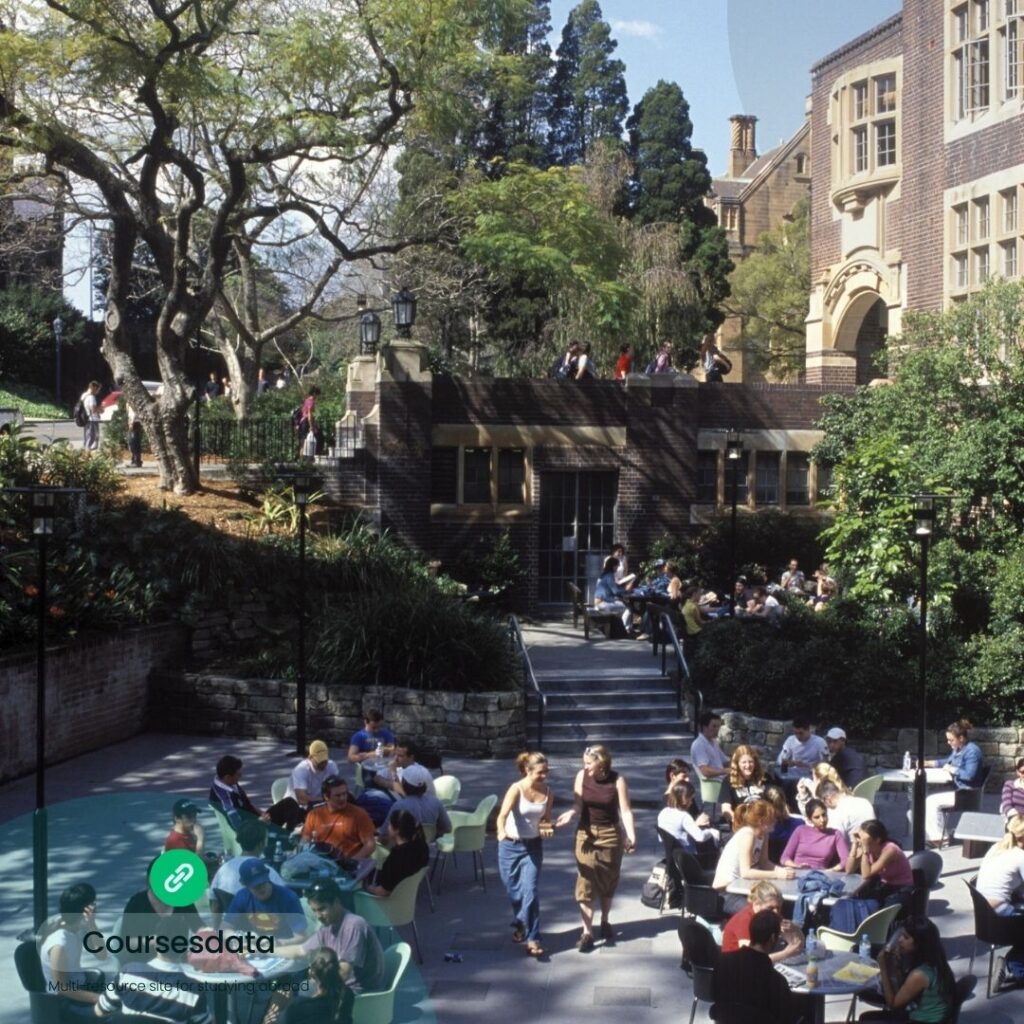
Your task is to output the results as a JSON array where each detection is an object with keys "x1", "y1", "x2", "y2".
[{"x1": 1, "y1": 622, "x2": 1021, "y2": 1023}]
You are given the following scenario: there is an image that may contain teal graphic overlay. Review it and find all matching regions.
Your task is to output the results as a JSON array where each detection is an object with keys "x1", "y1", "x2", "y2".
[{"x1": 149, "y1": 850, "x2": 208, "y2": 907}]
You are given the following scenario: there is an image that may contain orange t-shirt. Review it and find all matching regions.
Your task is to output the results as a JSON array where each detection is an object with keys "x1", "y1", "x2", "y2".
[{"x1": 302, "y1": 803, "x2": 375, "y2": 858}]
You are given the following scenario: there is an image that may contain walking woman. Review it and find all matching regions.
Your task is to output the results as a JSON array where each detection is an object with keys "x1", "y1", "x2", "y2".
[
  {"x1": 496, "y1": 752, "x2": 555, "y2": 957},
  {"x1": 556, "y1": 744, "x2": 637, "y2": 951}
]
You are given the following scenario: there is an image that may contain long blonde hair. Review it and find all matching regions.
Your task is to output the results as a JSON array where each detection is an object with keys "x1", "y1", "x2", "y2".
[
  {"x1": 991, "y1": 815, "x2": 1024, "y2": 855},
  {"x1": 812, "y1": 762, "x2": 850, "y2": 794}
]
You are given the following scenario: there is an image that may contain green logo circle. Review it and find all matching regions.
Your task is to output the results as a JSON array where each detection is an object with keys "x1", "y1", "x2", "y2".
[{"x1": 149, "y1": 850, "x2": 208, "y2": 907}]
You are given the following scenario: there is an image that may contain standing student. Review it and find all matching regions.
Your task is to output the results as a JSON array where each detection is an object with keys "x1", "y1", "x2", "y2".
[
  {"x1": 556, "y1": 744, "x2": 637, "y2": 951},
  {"x1": 496, "y1": 752, "x2": 556, "y2": 957},
  {"x1": 79, "y1": 380, "x2": 101, "y2": 451}
]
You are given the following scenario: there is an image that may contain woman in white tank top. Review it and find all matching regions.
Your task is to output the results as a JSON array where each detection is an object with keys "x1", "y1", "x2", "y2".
[{"x1": 496, "y1": 752, "x2": 555, "y2": 956}]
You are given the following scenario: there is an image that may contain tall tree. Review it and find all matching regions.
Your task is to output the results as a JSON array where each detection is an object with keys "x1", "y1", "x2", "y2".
[
  {"x1": 0, "y1": 0, "x2": 505, "y2": 493},
  {"x1": 547, "y1": 0, "x2": 628, "y2": 166}
]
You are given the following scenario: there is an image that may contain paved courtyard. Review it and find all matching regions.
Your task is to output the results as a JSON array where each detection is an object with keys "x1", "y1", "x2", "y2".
[{"x1": 0, "y1": 623, "x2": 1021, "y2": 1023}]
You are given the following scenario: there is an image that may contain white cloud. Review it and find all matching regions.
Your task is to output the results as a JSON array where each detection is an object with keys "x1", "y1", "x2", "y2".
[{"x1": 612, "y1": 20, "x2": 661, "y2": 40}]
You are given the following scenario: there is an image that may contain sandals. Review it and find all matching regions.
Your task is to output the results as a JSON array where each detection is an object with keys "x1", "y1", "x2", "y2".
[
  {"x1": 577, "y1": 931, "x2": 595, "y2": 952},
  {"x1": 511, "y1": 922, "x2": 526, "y2": 943},
  {"x1": 526, "y1": 941, "x2": 544, "y2": 957}
]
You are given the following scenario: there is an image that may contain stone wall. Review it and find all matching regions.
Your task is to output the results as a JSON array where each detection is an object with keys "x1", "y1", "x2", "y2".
[
  {"x1": 149, "y1": 671, "x2": 525, "y2": 758},
  {"x1": 717, "y1": 710, "x2": 1024, "y2": 783},
  {"x1": 0, "y1": 623, "x2": 187, "y2": 784}
]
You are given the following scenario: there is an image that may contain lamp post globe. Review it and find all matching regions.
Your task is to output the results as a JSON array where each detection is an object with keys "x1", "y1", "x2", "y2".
[
  {"x1": 359, "y1": 311, "x2": 381, "y2": 356},
  {"x1": 391, "y1": 288, "x2": 417, "y2": 339}
]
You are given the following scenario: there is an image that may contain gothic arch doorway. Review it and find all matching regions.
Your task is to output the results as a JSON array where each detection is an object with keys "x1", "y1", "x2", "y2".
[{"x1": 834, "y1": 292, "x2": 888, "y2": 384}]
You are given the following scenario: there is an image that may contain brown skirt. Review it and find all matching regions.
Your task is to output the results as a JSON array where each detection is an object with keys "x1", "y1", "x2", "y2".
[{"x1": 574, "y1": 825, "x2": 624, "y2": 902}]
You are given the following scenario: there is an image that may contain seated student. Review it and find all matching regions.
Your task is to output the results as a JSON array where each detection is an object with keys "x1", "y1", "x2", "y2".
[
  {"x1": 690, "y1": 710, "x2": 730, "y2": 781},
  {"x1": 1000, "y1": 755, "x2": 1024, "y2": 822},
  {"x1": 38, "y1": 884, "x2": 109, "y2": 1018},
  {"x1": 281, "y1": 948, "x2": 348, "y2": 1024},
  {"x1": 664, "y1": 759, "x2": 705, "y2": 819},
  {"x1": 384, "y1": 765, "x2": 451, "y2": 838},
  {"x1": 96, "y1": 915, "x2": 213, "y2": 1023},
  {"x1": 208, "y1": 754, "x2": 269, "y2": 830},
  {"x1": 861, "y1": 917, "x2": 955, "y2": 1023},
  {"x1": 744, "y1": 585, "x2": 783, "y2": 625},
  {"x1": 302, "y1": 777, "x2": 377, "y2": 862},
  {"x1": 825, "y1": 727, "x2": 867, "y2": 789},
  {"x1": 275, "y1": 740, "x2": 340, "y2": 830},
  {"x1": 611, "y1": 543, "x2": 637, "y2": 587},
  {"x1": 657, "y1": 782, "x2": 720, "y2": 854},
  {"x1": 781, "y1": 798, "x2": 851, "y2": 870},
  {"x1": 780, "y1": 559, "x2": 805, "y2": 594},
  {"x1": 915, "y1": 718, "x2": 985, "y2": 847},
  {"x1": 777, "y1": 716, "x2": 829, "y2": 781},
  {"x1": 845, "y1": 819, "x2": 914, "y2": 909},
  {"x1": 976, "y1": 815, "x2": 1024, "y2": 916},
  {"x1": 721, "y1": 880, "x2": 804, "y2": 964},
  {"x1": 122, "y1": 857, "x2": 202, "y2": 937},
  {"x1": 226, "y1": 859, "x2": 307, "y2": 940},
  {"x1": 375, "y1": 740, "x2": 436, "y2": 798},
  {"x1": 365, "y1": 809, "x2": 430, "y2": 897},
  {"x1": 347, "y1": 710, "x2": 397, "y2": 790},
  {"x1": 721, "y1": 745, "x2": 769, "y2": 822},
  {"x1": 818, "y1": 779, "x2": 875, "y2": 846},
  {"x1": 796, "y1": 762, "x2": 851, "y2": 816},
  {"x1": 764, "y1": 785, "x2": 801, "y2": 864},
  {"x1": 712, "y1": 800, "x2": 795, "y2": 916},
  {"x1": 163, "y1": 798, "x2": 205, "y2": 854},
  {"x1": 713, "y1": 910, "x2": 802, "y2": 1024},
  {"x1": 209, "y1": 820, "x2": 287, "y2": 920},
  {"x1": 593, "y1": 555, "x2": 632, "y2": 632}
]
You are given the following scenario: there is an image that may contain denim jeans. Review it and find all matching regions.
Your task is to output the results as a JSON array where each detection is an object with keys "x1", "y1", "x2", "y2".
[{"x1": 498, "y1": 837, "x2": 543, "y2": 942}]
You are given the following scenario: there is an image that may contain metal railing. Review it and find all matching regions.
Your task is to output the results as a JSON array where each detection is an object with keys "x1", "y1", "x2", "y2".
[
  {"x1": 189, "y1": 417, "x2": 365, "y2": 462},
  {"x1": 508, "y1": 614, "x2": 547, "y2": 748},
  {"x1": 654, "y1": 609, "x2": 702, "y2": 733}
]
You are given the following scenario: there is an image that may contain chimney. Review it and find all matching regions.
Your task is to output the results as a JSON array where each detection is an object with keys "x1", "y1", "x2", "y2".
[{"x1": 728, "y1": 114, "x2": 758, "y2": 178}]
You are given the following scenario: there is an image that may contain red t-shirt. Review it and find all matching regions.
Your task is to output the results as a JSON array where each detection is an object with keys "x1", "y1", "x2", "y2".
[
  {"x1": 614, "y1": 353, "x2": 633, "y2": 379},
  {"x1": 721, "y1": 902, "x2": 755, "y2": 952},
  {"x1": 164, "y1": 830, "x2": 197, "y2": 853}
]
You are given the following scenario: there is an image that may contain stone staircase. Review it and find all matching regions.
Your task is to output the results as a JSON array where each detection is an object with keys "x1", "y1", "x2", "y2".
[{"x1": 527, "y1": 667, "x2": 695, "y2": 755}]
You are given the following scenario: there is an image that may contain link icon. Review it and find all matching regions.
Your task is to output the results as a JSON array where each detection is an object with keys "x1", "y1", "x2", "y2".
[{"x1": 150, "y1": 850, "x2": 207, "y2": 907}]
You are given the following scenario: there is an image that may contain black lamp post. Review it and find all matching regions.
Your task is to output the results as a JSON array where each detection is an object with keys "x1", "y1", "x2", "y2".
[
  {"x1": 289, "y1": 472, "x2": 320, "y2": 754},
  {"x1": 359, "y1": 311, "x2": 382, "y2": 355},
  {"x1": 911, "y1": 494, "x2": 935, "y2": 862},
  {"x1": 391, "y1": 288, "x2": 417, "y2": 339},
  {"x1": 726, "y1": 429, "x2": 744, "y2": 610},
  {"x1": 52, "y1": 317, "x2": 64, "y2": 404},
  {"x1": 2, "y1": 485, "x2": 83, "y2": 928}
]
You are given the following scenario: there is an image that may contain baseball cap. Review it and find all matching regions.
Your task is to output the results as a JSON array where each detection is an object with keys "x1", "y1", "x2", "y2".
[
  {"x1": 654, "y1": 558, "x2": 667, "y2": 567},
  {"x1": 239, "y1": 859, "x2": 272, "y2": 887},
  {"x1": 825, "y1": 727, "x2": 846, "y2": 741},
  {"x1": 172, "y1": 799, "x2": 199, "y2": 818},
  {"x1": 308, "y1": 739, "x2": 329, "y2": 758},
  {"x1": 399, "y1": 764, "x2": 433, "y2": 788}
]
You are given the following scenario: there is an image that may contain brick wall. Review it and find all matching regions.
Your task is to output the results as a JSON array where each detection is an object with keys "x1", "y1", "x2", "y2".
[
  {"x1": 697, "y1": 382, "x2": 848, "y2": 429},
  {"x1": 0, "y1": 623, "x2": 187, "y2": 784}
]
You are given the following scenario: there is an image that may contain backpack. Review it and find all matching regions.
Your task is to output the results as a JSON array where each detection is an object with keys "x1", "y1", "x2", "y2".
[
  {"x1": 551, "y1": 356, "x2": 570, "y2": 380},
  {"x1": 828, "y1": 897, "x2": 880, "y2": 934},
  {"x1": 290, "y1": 405, "x2": 304, "y2": 431},
  {"x1": 640, "y1": 859, "x2": 670, "y2": 908},
  {"x1": 73, "y1": 398, "x2": 89, "y2": 427}
]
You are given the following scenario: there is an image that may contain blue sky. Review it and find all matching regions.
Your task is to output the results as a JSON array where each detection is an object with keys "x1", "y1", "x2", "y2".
[{"x1": 548, "y1": 0, "x2": 902, "y2": 173}]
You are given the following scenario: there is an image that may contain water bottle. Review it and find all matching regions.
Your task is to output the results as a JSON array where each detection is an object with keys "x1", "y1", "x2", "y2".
[
  {"x1": 375, "y1": 741, "x2": 384, "y2": 760},
  {"x1": 806, "y1": 928, "x2": 818, "y2": 961},
  {"x1": 859, "y1": 933, "x2": 872, "y2": 960},
  {"x1": 903, "y1": 750, "x2": 912, "y2": 772}
]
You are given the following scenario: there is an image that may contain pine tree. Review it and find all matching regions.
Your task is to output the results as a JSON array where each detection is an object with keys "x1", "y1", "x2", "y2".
[{"x1": 547, "y1": 0, "x2": 629, "y2": 166}]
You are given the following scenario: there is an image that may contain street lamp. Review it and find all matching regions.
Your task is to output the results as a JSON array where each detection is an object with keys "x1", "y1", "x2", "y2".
[
  {"x1": 2, "y1": 485, "x2": 83, "y2": 928},
  {"x1": 910, "y1": 494, "x2": 935, "y2": 866},
  {"x1": 286, "y1": 471, "x2": 320, "y2": 754},
  {"x1": 52, "y1": 316, "x2": 64, "y2": 404},
  {"x1": 391, "y1": 288, "x2": 417, "y2": 339},
  {"x1": 359, "y1": 311, "x2": 382, "y2": 356},
  {"x1": 726, "y1": 429, "x2": 744, "y2": 610}
]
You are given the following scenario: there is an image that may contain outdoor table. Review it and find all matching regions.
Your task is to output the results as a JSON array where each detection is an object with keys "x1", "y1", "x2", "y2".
[
  {"x1": 953, "y1": 810, "x2": 1006, "y2": 857},
  {"x1": 726, "y1": 869, "x2": 861, "y2": 904},
  {"x1": 774, "y1": 948, "x2": 880, "y2": 1024}
]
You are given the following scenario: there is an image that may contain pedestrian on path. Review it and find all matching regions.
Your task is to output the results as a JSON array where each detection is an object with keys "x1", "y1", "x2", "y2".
[
  {"x1": 496, "y1": 752, "x2": 556, "y2": 958},
  {"x1": 79, "y1": 380, "x2": 100, "y2": 451},
  {"x1": 556, "y1": 744, "x2": 637, "y2": 952}
]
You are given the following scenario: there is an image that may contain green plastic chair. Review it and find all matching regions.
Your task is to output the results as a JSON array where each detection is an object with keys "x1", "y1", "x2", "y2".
[
  {"x1": 698, "y1": 776, "x2": 723, "y2": 818},
  {"x1": 351, "y1": 942, "x2": 412, "y2": 1024},
  {"x1": 818, "y1": 902, "x2": 901, "y2": 952},
  {"x1": 433, "y1": 775, "x2": 461, "y2": 809},
  {"x1": 209, "y1": 806, "x2": 242, "y2": 858},
  {"x1": 270, "y1": 777, "x2": 289, "y2": 804},
  {"x1": 352, "y1": 867, "x2": 428, "y2": 964},
  {"x1": 852, "y1": 774, "x2": 884, "y2": 805},
  {"x1": 433, "y1": 794, "x2": 498, "y2": 894}
]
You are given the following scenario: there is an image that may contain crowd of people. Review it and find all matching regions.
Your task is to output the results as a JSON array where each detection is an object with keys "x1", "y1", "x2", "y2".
[{"x1": 553, "y1": 333, "x2": 732, "y2": 383}]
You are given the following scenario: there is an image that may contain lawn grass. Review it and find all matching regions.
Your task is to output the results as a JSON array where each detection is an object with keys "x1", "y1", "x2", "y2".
[{"x1": 0, "y1": 382, "x2": 67, "y2": 418}]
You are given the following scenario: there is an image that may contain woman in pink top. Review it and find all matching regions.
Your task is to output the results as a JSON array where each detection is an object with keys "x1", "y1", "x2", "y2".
[
  {"x1": 845, "y1": 818, "x2": 913, "y2": 906},
  {"x1": 781, "y1": 798, "x2": 850, "y2": 869}
]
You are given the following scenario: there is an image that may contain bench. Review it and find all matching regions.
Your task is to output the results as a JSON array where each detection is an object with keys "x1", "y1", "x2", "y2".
[{"x1": 566, "y1": 582, "x2": 627, "y2": 640}]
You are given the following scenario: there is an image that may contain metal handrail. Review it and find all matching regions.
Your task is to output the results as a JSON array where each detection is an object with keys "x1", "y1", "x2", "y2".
[
  {"x1": 654, "y1": 609, "x2": 703, "y2": 733},
  {"x1": 508, "y1": 614, "x2": 547, "y2": 748}
]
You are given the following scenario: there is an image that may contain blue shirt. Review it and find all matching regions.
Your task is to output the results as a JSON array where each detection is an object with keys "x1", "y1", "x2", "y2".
[
  {"x1": 349, "y1": 727, "x2": 396, "y2": 753},
  {"x1": 226, "y1": 883, "x2": 304, "y2": 938},
  {"x1": 936, "y1": 741, "x2": 983, "y2": 790},
  {"x1": 594, "y1": 571, "x2": 626, "y2": 603}
]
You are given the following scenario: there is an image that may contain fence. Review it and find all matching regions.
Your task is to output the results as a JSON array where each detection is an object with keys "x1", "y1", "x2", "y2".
[{"x1": 192, "y1": 418, "x2": 365, "y2": 462}]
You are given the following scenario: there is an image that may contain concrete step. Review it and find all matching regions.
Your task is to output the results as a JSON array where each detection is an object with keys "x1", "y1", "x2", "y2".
[
  {"x1": 534, "y1": 675, "x2": 676, "y2": 694},
  {"x1": 542, "y1": 690, "x2": 680, "y2": 707},
  {"x1": 539, "y1": 731, "x2": 695, "y2": 755},
  {"x1": 534, "y1": 705, "x2": 678, "y2": 725}
]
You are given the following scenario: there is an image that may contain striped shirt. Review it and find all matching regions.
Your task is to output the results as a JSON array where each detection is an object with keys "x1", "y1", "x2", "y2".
[{"x1": 96, "y1": 960, "x2": 212, "y2": 1022}]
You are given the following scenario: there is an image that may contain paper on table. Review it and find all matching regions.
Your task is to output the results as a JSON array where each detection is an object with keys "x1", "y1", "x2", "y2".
[{"x1": 833, "y1": 961, "x2": 880, "y2": 984}]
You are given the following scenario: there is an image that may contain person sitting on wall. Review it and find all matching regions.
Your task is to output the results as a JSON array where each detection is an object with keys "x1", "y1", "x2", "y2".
[{"x1": 614, "y1": 343, "x2": 633, "y2": 379}]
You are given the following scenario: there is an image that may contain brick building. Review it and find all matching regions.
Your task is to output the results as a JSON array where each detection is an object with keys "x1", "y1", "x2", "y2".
[
  {"x1": 707, "y1": 114, "x2": 812, "y2": 382},
  {"x1": 324, "y1": 344, "x2": 844, "y2": 609},
  {"x1": 806, "y1": 0, "x2": 1024, "y2": 386}
]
